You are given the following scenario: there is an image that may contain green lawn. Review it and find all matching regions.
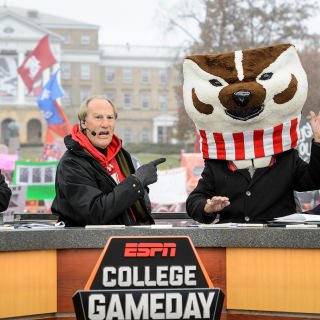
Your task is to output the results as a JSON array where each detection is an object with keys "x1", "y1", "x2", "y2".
[
  {"x1": 19, "y1": 148, "x2": 181, "y2": 169},
  {"x1": 133, "y1": 153, "x2": 180, "y2": 169}
]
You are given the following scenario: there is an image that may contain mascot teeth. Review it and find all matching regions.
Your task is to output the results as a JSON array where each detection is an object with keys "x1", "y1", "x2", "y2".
[{"x1": 225, "y1": 105, "x2": 264, "y2": 121}]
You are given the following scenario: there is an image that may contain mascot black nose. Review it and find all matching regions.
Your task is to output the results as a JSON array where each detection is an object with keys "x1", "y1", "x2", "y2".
[{"x1": 232, "y1": 90, "x2": 251, "y2": 107}]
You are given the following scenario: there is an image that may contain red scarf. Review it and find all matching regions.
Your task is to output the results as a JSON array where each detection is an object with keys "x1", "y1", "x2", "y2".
[
  {"x1": 71, "y1": 124, "x2": 125, "y2": 183},
  {"x1": 199, "y1": 116, "x2": 300, "y2": 160}
]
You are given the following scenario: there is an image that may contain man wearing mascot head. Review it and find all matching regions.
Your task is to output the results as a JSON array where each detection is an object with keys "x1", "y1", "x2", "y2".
[{"x1": 183, "y1": 43, "x2": 320, "y2": 223}]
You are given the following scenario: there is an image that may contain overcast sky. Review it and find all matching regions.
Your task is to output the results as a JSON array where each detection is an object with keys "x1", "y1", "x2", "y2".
[
  {"x1": 8, "y1": 0, "x2": 184, "y2": 46},
  {"x1": 6, "y1": 0, "x2": 320, "y2": 46}
]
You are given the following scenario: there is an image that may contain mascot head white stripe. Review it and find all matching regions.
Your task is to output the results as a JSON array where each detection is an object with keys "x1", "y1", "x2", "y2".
[{"x1": 183, "y1": 44, "x2": 308, "y2": 160}]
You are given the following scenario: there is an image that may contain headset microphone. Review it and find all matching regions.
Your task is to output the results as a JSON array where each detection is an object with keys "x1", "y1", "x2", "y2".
[
  {"x1": 81, "y1": 121, "x2": 96, "y2": 136},
  {"x1": 86, "y1": 128, "x2": 96, "y2": 136}
]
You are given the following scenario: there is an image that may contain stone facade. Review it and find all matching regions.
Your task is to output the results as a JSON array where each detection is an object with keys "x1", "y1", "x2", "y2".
[{"x1": 0, "y1": 6, "x2": 181, "y2": 146}]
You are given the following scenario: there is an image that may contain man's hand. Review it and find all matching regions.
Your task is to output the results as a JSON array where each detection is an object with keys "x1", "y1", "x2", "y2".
[
  {"x1": 134, "y1": 158, "x2": 166, "y2": 187},
  {"x1": 309, "y1": 111, "x2": 320, "y2": 143},
  {"x1": 204, "y1": 196, "x2": 230, "y2": 214}
]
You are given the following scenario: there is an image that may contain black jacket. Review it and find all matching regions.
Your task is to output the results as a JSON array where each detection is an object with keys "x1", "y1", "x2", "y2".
[
  {"x1": 51, "y1": 135, "x2": 154, "y2": 227},
  {"x1": 0, "y1": 170, "x2": 11, "y2": 212},
  {"x1": 187, "y1": 142, "x2": 320, "y2": 223}
]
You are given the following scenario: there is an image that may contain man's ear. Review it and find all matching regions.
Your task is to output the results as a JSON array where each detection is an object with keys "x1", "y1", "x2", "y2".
[{"x1": 79, "y1": 120, "x2": 86, "y2": 131}]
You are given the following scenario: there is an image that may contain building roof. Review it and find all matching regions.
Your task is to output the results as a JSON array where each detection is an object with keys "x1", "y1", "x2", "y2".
[
  {"x1": 0, "y1": 5, "x2": 99, "y2": 30},
  {"x1": 101, "y1": 44, "x2": 183, "y2": 59}
]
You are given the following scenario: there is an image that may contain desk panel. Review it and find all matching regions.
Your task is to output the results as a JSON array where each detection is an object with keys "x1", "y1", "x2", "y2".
[
  {"x1": 227, "y1": 248, "x2": 320, "y2": 313},
  {"x1": 0, "y1": 250, "x2": 57, "y2": 318}
]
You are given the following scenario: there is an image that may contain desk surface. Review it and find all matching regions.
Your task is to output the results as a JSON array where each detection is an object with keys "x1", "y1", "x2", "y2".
[{"x1": 1, "y1": 222, "x2": 320, "y2": 251}]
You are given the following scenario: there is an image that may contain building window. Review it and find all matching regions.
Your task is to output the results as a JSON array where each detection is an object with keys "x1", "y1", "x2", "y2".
[
  {"x1": 123, "y1": 92, "x2": 132, "y2": 109},
  {"x1": 1, "y1": 118, "x2": 14, "y2": 145},
  {"x1": 27, "y1": 119, "x2": 42, "y2": 143},
  {"x1": 123, "y1": 68, "x2": 132, "y2": 84},
  {"x1": 81, "y1": 35, "x2": 90, "y2": 45},
  {"x1": 61, "y1": 63, "x2": 71, "y2": 80},
  {"x1": 0, "y1": 55, "x2": 18, "y2": 96},
  {"x1": 140, "y1": 128, "x2": 149, "y2": 143},
  {"x1": 159, "y1": 93, "x2": 168, "y2": 110},
  {"x1": 159, "y1": 68, "x2": 169, "y2": 85},
  {"x1": 140, "y1": 92, "x2": 150, "y2": 109},
  {"x1": 81, "y1": 64, "x2": 90, "y2": 80},
  {"x1": 124, "y1": 128, "x2": 132, "y2": 144},
  {"x1": 140, "y1": 69, "x2": 150, "y2": 84},
  {"x1": 80, "y1": 89, "x2": 91, "y2": 103},
  {"x1": 158, "y1": 126, "x2": 168, "y2": 143},
  {"x1": 64, "y1": 35, "x2": 71, "y2": 45},
  {"x1": 105, "y1": 67, "x2": 115, "y2": 83},
  {"x1": 61, "y1": 89, "x2": 71, "y2": 106},
  {"x1": 106, "y1": 90, "x2": 115, "y2": 102}
]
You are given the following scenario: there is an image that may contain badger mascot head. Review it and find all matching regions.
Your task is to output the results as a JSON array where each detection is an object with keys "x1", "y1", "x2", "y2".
[{"x1": 183, "y1": 44, "x2": 308, "y2": 164}]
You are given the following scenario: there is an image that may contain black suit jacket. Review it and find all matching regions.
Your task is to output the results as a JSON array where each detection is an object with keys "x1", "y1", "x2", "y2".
[
  {"x1": 186, "y1": 142, "x2": 320, "y2": 223},
  {"x1": 51, "y1": 135, "x2": 153, "y2": 227}
]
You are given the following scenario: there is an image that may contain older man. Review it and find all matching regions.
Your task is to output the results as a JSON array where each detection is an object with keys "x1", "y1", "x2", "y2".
[{"x1": 52, "y1": 95, "x2": 165, "y2": 226}]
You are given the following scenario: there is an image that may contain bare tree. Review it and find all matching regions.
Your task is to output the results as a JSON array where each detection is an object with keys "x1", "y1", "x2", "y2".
[
  {"x1": 300, "y1": 49, "x2": 320, "y2": 116},
  {"x1": 167, "y1": 0, "x2": 319, "y2": 53}
]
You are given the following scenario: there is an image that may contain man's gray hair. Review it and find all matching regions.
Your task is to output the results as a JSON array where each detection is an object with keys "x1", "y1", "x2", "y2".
[{"x1": 78, "y1": 94, "x2": 118, "y2": 122}]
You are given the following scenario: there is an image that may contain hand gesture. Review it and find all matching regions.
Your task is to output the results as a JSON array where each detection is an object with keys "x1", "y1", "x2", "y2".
[
  {"x1": 309, "y1": 111, "x2": 320, "y2": 143},
  {"x1": 204, "y1": 196, "x2": 230, "y2": 214},
  {"x1": 134, "y1": 158, "x2": 166, "y2": 187}
]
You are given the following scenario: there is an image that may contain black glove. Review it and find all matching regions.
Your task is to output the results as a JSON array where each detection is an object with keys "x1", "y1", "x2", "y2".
[
  {"x1": 134, "y1": 158, "x2": 166, "y2": 187},
  {"x1": 144, "y1": 191, "x2": 152, "y2": 214}
]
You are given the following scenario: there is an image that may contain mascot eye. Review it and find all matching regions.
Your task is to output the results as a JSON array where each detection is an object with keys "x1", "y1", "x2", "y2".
[
  {"x1": 259, "y1": 72, "x2": 273, "y2": 80},
  {"x1": 209, "y1": 79, "x2": 223, "y2": 87}
]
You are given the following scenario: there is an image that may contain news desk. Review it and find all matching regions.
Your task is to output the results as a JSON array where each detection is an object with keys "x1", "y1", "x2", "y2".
[{"x1": 1, "y1": 224, "x2": 320, "y2": 320}]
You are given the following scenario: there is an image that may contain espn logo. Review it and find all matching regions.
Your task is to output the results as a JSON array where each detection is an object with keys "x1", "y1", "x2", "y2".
[{"x1": 124, "y1": 242, "x2": 176, "y2": 257}]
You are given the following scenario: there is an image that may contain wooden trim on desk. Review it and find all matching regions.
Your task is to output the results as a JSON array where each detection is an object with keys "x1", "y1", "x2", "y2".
[
  {"x1": 57, "y1": 248, "x2": 102, "y2": 312},
  {"x1": 196, "y1": 247, "x2": 226, "y2": 292}
]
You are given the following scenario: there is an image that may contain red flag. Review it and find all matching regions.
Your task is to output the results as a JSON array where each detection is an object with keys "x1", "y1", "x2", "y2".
[
  {"x1": 18, "y1": 35, "x2": 57, "y2": 92},
  {"x1": 41, "y1": 128, "x2": 65, "y2": 161},
  {"x1": 45, "y1": 127, "x2": 55, "y2": 143},
  {"x1": 48, "y1": 100, "x2": 71, "y2": 137}
]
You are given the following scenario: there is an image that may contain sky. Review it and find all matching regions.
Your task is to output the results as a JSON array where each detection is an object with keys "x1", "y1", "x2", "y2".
[
  {"x1": 8, "y1": 0, "x2": 187, "y2": 46},
  {"x1": 4, "y1": 0, "x2": 320, "y2": 46}
]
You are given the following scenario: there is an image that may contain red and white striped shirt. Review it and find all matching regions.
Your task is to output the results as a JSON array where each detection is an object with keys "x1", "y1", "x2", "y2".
[{"x1": 198, "y1": 116, "x2": 300, "y2": 160}]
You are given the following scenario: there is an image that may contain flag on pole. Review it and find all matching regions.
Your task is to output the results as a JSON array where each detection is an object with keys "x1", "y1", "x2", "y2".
[
  {"x1": 37, "y1": 70, "x2": 64, "y2": 125},
  {"x1": 18, "y1": 35, "x2": 57, "y2": 92},
  {"x1": 48, "y1": 101, "x2": 71, "y2": 137},
  {"x1": 37, "y1": 71, "x2": 71, "y2": 137},
  {"x1": 41, "y1": 129, "x2": 65, "y2": 161}
]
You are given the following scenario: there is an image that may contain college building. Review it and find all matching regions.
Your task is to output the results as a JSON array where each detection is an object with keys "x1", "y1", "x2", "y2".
[{"x1": 0, "y1": 5, "x2": 182, "y2": 146}]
